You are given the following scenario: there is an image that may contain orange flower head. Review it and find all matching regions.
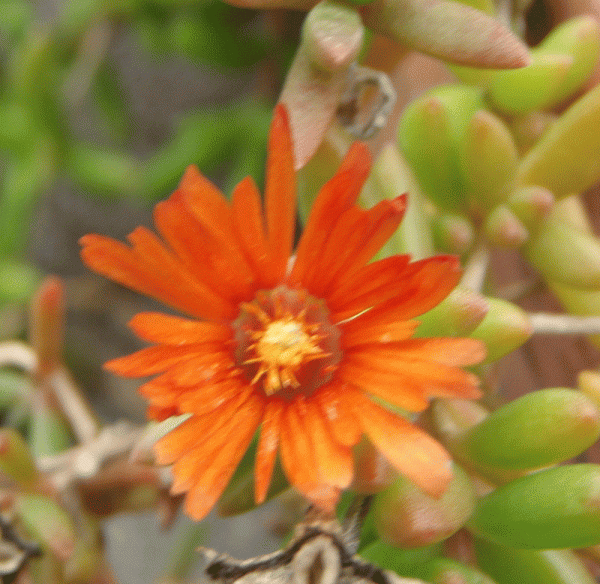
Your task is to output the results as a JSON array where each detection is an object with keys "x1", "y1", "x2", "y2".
[{"x1": 80, "y1": 105, "x2": 485, "y2": 521}]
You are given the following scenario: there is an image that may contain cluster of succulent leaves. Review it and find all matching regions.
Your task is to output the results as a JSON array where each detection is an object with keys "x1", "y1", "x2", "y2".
[
  {"x1": 357, "y1": 12, "x2": 600, "y2": 584},
  {"x1": 0, "y1": 0, "x2": 281, "y2": 313}
]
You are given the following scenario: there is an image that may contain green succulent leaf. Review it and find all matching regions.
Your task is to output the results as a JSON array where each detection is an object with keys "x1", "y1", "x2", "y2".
[
  {"x1": 16, "y1": 494, "x2": 77, "y2": 561},
  {"x1": 475, "y1": 539, "x2": 597, "y2": 584},
  {"x1": 483, "y1": 205, "x2": 529, "y2": 248},
  {"x1": 458, "y1": 110, "x2": 518, "y2": 210},
  {"x1": 469, "y1": 464, "x2": 600, "y2": 549},
  {"x1": 360, "y1": 539, "x2": 443, "y2": 580},
  {"x1": 487, "y1": 53, "x2": 572, "y2": 115},
  {"x1": 0, "y1": 428, "x2": 39, "y2": 488},
  {"x1": 362, "y1": 0, "x2": 529, "y2": 68},
  {"x1": 423, "y1": 558, "x2": 497, "y2": 584},
  {"x1": 469, "y1": 297, "x2": 532, "y2": 363},
  {"x1": 415, "y1": 286, "x2": 489, "y2": 338},
  {"x1": 30, "y1": 403, "x2": 73, "y2": 458},
  {"x1": 525, "y1": 212, "x2": 600, "y2": 289},
  {"x1": 374, "y1": 464, "x2": 476, "y2": 548},
  {"x1": 398, "y1": 84, "x2": 484, "y2": 211},
  {"x1": 534, "y1": 16, "x2": 600, "y2": 109},
  {"x1": 518, "y1": 82, "x2": 600, "y2": 199},
  {"x1": 461, "y1": 388, "x2": 600, "y2": 470}
]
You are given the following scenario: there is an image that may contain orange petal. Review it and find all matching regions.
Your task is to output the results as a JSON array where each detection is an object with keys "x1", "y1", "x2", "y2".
[
  {"x1": 313, "y1": 383, "x2": 363, "y2": 448},
  {"x1": 348, "y1": 389, "x2": 453, "y2": 498},
  {"x1": 325, "y1": 256, "x2": 411, "y2": 316},
  {"x1": 340, "y1": 319, "x2": 419, "y2": 348},
  {"x1": 177, "y1": 378, "x2": 252, "y2": 415},
  {"x1": 303, "y1": 196, "x2": 406, "y2": 297},
  {"x1": 345, "y1": 346, "x2": 481, "y2": 386},
  {"x1": 280, "y1": 401, "x2": 340, "y2": 512},
  {"x1": 153, "y1": 191, "x2": 256, "y2": 301},
  {"x1": 336, "y1": 361, "x2": 430, "y2": 412},
  {"x1": 79, "y1": 233, "x2": 235, "y2": 320},
  {"x1": 326, "y1": 196, "x2": 407, "y2": 285},
  {"x1": 171, "y1": 392, "x2": 262, "y2": 490},
  {"x1": 254, "y1": 398, "x2": 284, "y2": 504},
  {"x1": 231, "y1": 176, "x2": 276, "y2": 287},
  {"x1": 153, "y1": 351, "x2": 236, "y2": 387},
  {"x1": 139, "y1": 382, "x2": 186, "y2": 411},
  {"x1": 378, "y1": 338, "x2": 487, "y2": 367},
  {"x1": 128, "y1": 312, "x2": 233, "y2": 346},
  {"x1": 265, "y1": 104, "x2": 296, "y2": 280},
  {"x1": 278, "y1": 400, "x2": 318, "y2": 496},
  {"x1": 178, "y1": 165, "x2": 234, "y2": 242},
  {"x1": 182, "y1": 394, "x2": 264, "y2": 521},
  {"x1": 147, "y1": 404, "x2": 177, "y2": 421},
  {"x1": 106, "y1": 345, "x2": 210, "y2": 377},
  {"x1": 342, "y1": 349, "x2": 481, "y2": 401},
  {"x1": 105, "y1": 344, "x2": 231, "y2": 378},
  {"x1": 290, "y1": 142, "x2": 372, "y2": 286},
  {"x1": 302, "y1": 399, "x2": 353, "y2": 489},
  {"x1": 331, "y1": 256, "x2": 461, "y2": 323},
  {"x1": 154, "y1": 387, "x2": 256, "y2": 466}
]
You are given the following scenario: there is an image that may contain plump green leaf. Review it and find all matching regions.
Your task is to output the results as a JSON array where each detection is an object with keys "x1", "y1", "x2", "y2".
[
  {"x1": 462, "y1": 388, "x2": 600, "y2": 470},
  {"x1": 470, "y1": 464, "x2": 600, "y2": 549}
]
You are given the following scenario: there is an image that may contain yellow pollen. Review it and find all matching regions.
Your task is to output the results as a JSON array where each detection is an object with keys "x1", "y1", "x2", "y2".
[{"x1": 244, "y1": 315, "x2": 328, "y2": 396}]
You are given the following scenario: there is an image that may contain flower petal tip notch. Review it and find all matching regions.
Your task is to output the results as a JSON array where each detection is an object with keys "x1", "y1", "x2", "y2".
[{"x1": 80, "y1": 105, "x2": 484, "y2": 521}]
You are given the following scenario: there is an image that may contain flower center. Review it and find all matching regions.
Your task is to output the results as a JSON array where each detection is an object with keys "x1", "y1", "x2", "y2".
[{"x1": 234, "y1": 286, "x2": 341, "y2": 399}]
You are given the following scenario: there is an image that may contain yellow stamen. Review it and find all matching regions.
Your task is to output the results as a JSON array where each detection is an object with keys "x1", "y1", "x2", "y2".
[{"x1": 244, "y1": 314, "x2": 329, "y2": 396}]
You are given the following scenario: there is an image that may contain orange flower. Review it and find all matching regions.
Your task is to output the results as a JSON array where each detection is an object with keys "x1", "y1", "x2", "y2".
[{"x1": 80, "y1": 105, "x2": 485, "y2": 521}]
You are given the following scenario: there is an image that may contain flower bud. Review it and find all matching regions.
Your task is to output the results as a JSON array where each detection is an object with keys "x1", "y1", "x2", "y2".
[
  {"x1": 470, "y1": 464, "x2": 600, "y2": 549},
  {"x1": 483, "y1": 205, "x2": 529, "y2": 248},
  {"x1": 470, "y1": 297, "x2": 533, "y2": 362},
  {"x1": 30, "y1": 276, "x2": 64, "y2": 380},
  {"x1": 476, "y1": 539, "x2": 597, "y2": 584},
  {"x1": 460, "y1": 388, "x2": 600, "y2": 470},
  {"x1": 374, "y1": 464, "x2": 476, "y2": 548}
]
